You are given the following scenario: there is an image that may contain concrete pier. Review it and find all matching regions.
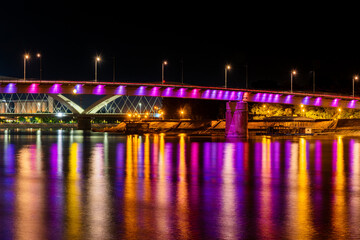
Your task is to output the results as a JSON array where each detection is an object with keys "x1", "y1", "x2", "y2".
[
  {"x1": 225, "y1": 101, "x2": 248, "y2": 138},
  {"x1": 77, "y1": 116, "x2": 92, "y2": 130}
]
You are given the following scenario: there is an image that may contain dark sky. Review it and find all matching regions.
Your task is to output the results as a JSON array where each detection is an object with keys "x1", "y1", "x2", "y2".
[{"x1": 1, "y1": 2, "x2": 360, "y2": 94}]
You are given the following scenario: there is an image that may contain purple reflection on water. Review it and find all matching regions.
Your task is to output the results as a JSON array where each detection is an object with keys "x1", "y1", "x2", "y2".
[
  {"x1": 315, "y1": 140, "x2": 322, "y2": 172},
  {"x1": 4, "y1": 142, "x2": 15, "y2": 175},
  {"x1": 50, "y1": 144, "x2": 59, "y2": 176}
]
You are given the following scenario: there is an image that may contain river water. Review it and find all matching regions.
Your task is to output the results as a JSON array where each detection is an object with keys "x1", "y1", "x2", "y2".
[{"x1": 0, "y1": 129, "x2": 360, "y2": 239}]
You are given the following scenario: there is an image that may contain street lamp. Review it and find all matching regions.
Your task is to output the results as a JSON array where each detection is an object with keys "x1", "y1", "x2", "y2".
[
  {"x1": 24, "y1": 54, "x2": 30, "y2": 80},
  {"x1": 225, "y1": 65, "x2": 231, "y2": 88},
  {"x1": 290, "y1": 70, "x2": 297, "y2": 93},
  {"x1": 162, "y1": 60, "x2": 167, "y2": 84},
  {"x1": 139, "y1": 102, "x2": 142, "y2": 114},
  {"x1": 180, "y1": 110, "x2": 184, "y2": 119},
  {"x1": 37, "y1": 53, "x2": 42, "y2": 80},
  {"x1": 95, "y1": 56, "x2": 101, "y2": 82},
  {"x1": 353, "y1": 75, "x2": 359, "y2": 98}
]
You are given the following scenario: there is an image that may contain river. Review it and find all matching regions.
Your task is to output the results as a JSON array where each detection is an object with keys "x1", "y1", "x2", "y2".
[{"x1": 0, "y1": 129, "x2": 359, "y2": 239}]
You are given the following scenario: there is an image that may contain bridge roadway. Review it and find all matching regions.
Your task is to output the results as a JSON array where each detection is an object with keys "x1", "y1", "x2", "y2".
[{"x1": 1, "y1": 79, "x2": 359, "y2": 111}]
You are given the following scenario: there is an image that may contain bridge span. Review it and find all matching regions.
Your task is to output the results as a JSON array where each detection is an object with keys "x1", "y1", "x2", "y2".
[
  {"x1": 1, "y1": 79, "x2": 359, "y2": 136},
  {"x1": 0, "y1": 79, "x2": 358, "y2": 109}
]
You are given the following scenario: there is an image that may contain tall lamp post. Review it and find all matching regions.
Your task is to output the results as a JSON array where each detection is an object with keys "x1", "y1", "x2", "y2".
[
  {"x1": 290, "y1": 70, "x2": 297, "y2": 93},
  {"x1": 225, "y1": 65, "x2": 231, "y2": 88},
  {"x1": 162, "y1": 60, "x2": 168, "y2": 84},
  {"x1": 95, "y1": 56, "x2": 101, "y2": 82},
  {"x1": 353, "y1": 75, "x2": 359, "y2": 98},
  {"x1": 24, "y1": 54, "x2": 30, "y2": 80},
  {"x1": 37, "y1": 53, "x2": 42, "y2": 80}
]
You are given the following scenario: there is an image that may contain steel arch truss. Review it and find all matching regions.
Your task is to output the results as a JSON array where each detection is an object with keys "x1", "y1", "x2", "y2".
[
  {"x1": 0, "y1": 93, "x2": 162, "y2": 116},
  {"x1": 92, "y1": 96, "x2": 162, "y2": 114},
  {"x1": 0, "y1": 93, "x2": 73, "y2": 115}
]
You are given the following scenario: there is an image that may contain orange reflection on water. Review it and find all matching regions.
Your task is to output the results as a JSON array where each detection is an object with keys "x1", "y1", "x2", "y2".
[
  {"x1": 155, "y1": 133, "x2": 171, "y2": 239},
  {"x1": 86, "y1": 142, "x2": 110, "y2": 239},
  {"x1": 332, "y1": 136, "x2": 348, "y2": 238},
  {"x1": 124, "y1": 135, "x2": 137, "y2": 239},
  {"x1": 220, "y1": 142, "x2": 238, "y2": 239},
  {"x1": 176, "y1": 134, "x2": 190, "y2": 239},
  {"x1": 286, "y1": 138, "x2": 313, "y2": 239},
  {"x1": 15, "y1": 144, "x2": 45, "y2": 240}
]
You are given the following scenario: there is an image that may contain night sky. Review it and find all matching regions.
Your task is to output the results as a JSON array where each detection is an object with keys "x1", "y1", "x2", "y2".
[{"x1": 1, "y1": 2, "x2": 360, "y2": 94}]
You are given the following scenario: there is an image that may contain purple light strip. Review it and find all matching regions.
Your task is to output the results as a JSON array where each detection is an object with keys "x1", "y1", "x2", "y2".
[
  {"x1": 331, "y1": 98, "x2": 340, "y2": 107},
  {"x1": 4, "y1": 83, "x2": 17, "y2": 93},
  {"x1": 115, "y1": 85, "x2": 126, "y2": 95},
  {"x1": 93, "y1": 85, "x2": 105, "y2": 95},
  {"x1": 75, "y1": 84, "x2": 84, "y2": 94},
  {"x1": 149, "y1": 86, "x2": 160, "y2": 97},
  {"x1": 191, "y1": 89, "x2": 200, "y2": 98},
  {"x1": 49, "y1": 84, "x2": 62, "y2": 94},
  {"x1": 177, "y1": 88, "x2": 187, "y2": 98},
  {"x1": 28, "y1": 83, "x2": 39, "y2": 93},
  {"x1": 163, "y1": 87, "x2": 174, "y2": 97},
  {"x1": 284, "y1": 95, "x2": 293, "y2": 104},
  {"x1": 348, "y1": 100, "x2": 357, "y2": 108},
  {"x1": 314, "y1": 97, "x2": 322, "y2": 106},
  {"x1": 302, "y1": 96, "x2": 311, "y2": 105},
  {"x1": 135, "y1": 86, "x2": 147, "y2": 96}
]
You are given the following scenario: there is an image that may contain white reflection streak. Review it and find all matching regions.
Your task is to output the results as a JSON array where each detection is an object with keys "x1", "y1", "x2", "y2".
[
  {"x1": 220, "y1": 143, "x2": 238, "y2": 239},
  {"x1": 87, "y1": 143, "x2": 109, "y2": 239},
  {"x1": 57, "y1": 130, "x2": 63, "y2": 175},
  {"x1": 16, "y1": 145, "x2": 45, "y2": 240}
]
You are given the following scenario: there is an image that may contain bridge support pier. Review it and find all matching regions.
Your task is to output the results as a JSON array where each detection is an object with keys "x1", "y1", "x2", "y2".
[
  {"x1": 225, "y1": 101, "x2": 248, "y2": 138},
  {"x1": 77, "y1": 116, "x2": 92, "y2": 130}
]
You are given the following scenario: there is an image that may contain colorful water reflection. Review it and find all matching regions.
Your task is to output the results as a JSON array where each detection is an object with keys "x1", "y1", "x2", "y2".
[{"x1": 1, "y1": 132, "x2": 360, "y2": 239}]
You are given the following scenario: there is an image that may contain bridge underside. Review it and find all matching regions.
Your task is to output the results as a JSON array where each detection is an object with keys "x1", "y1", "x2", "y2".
[{"x1": 1, "y1": 80, "x2": 359, "y2": 110}]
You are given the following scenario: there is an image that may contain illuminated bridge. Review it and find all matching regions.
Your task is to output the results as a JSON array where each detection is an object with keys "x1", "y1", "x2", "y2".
[{"x1": 1, "y1": 79, "x2": 359, "y2": 135}]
